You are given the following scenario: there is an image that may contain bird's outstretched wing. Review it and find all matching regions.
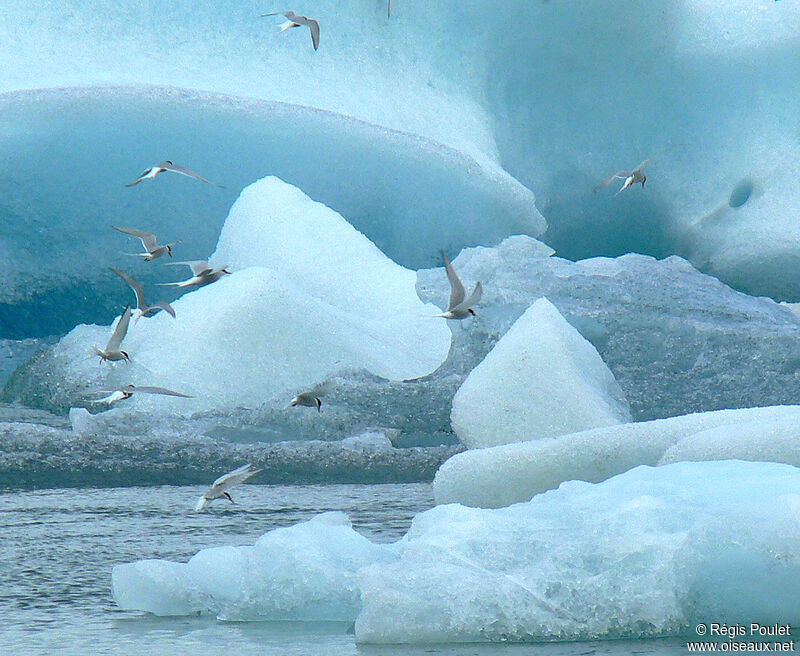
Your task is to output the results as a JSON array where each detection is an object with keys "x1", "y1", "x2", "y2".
[
  {"x1": 110, "y1": 267, "x2": 147, "y2": 309},
  {"x1": 442, "y1": 251, "x2": 466, "y2": 311},
  {"x1": 135, "y1": 386, "x2": 193, "y2": 398},
  {"x1": 161, "y1": 161, "x2": 223, "y2": 187},
  {"x1": 452, "y1": 281, "x2": 482, "y2": 314},
  {"x1": 593, "y1": 171, "x2": 630, "y2": 192},
  {"x1": 211, "y1": 463, "x2": 262, "y2": 491},
  {"x1": 125, "y1": 168, "x2": 153, "y2": 187},
  {"x1": 112, "y1": 226, "x2": 158, "y2": 251},
  {"x1": 166, "y1": 260, "x2": 213, "y2": 276},
  {"x1": 305, "y1": 18, "x2": 320, "y2": 50},
  {"x1": 106, "y1": 306, "x2": 132, "y2": 351},
  {"x1": 150, "y1": 301, "x2": 176, "y2": 318}
]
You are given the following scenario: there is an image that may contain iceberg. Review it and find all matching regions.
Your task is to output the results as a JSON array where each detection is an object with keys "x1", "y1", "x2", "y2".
[
  {"x1": 3, "y1": 1, "x2": 800, "y2": 306},
  {"x1": 417, "y1": 236, "x2": 800, "y2": 421},
  {"x1": 434, "y1": 405, "x2": 800, "y2": 508},
  {"x1": 358, "y1": 461, "x2": 800, "y2": 643},
  {"x1": 0, "y1": 87, "x2": 542, "y2": 338},
  {"x1": 113, "y1": 512, "x2": 397, "y2": 620},
  {"x1": 6, "y1": 177, "x2": 451, "y2": 413},
  {"x1": 451, "y1": 297, "x2": 631, "y2": 449}
]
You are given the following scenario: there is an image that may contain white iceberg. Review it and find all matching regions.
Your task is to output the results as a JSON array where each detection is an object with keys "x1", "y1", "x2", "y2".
[
  {"x1": 15, "y1": 177, "x2": 451, "y2": 413},
  {"x1": 112, "y1": 512, "x2": 396, "y2": 620},
  {"x1": 450, "y1": 297, "x2": 631, "y2": 449},
  {"x1": 358, "y1": 460, "x2": 800, "y2": 643},
  {"x1": 434, "y1": 405, "x2": 800, "y2": 508}
]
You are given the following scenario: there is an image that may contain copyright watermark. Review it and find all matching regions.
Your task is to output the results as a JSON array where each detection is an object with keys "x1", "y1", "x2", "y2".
[{"x1": 687, "y1": 623, "x2": 795, "y2": 652}]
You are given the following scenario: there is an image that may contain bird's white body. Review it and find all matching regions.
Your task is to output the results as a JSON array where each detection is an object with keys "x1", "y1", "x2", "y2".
[
  {"x1": 437, "y1": 252, "x2": 482, "y2": 321},
  {"x1": 279, "y1": 20, "x2": 297, "y2": 32},
  {"x1": 290, "y1": 392, "x2": 322, "y2": 412},
  {"x1": 93, "y1": 347, "x2": 130, "y2": 363},
  {"x1": 96, "y1": 390, "x2": 128, "y2": 405}
]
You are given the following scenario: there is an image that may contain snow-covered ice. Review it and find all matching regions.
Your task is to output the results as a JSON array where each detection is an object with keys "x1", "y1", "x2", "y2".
[
  {"x1": 451, "y1": 297, "x2": 631, "y2": 449},
  {"x1": 434, "y1": 405, "x2": 800, "y2": 508}
]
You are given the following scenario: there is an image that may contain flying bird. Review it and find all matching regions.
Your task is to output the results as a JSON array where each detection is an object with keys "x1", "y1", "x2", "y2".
[
  {"x1": 195, "y1": 463, "x2": 263, "y2": 511},
  {"x1": 126, "y1": 161, "x2": 223, "y2": 187},
  {"x1": 110, "y1": 268, "x2": 176, "y2": 322},
  {"x1": 594, "y1": 158, "x2": 650, "y2": 195},
  {"x1": 158, "y1": 260, "x2": 231, "y2": 288},
  {"x1": 90, "y1": 384, "x2": 193, "y2": 405},
  {"x1": 435, "y1": 252, "x2": 482, "y2": 319},
  {"x1": 93, "y1": 306, "x2": 132, "y2": 364},
  {"x1": 289, "y1": 391, "x2": 323, "y2": 412},
  {"x1": 112, "y1": 226, "x2": 180, "y2": 261},
  {"x1": 262, "y1": 11, "x2": 320, "y2": 50}
]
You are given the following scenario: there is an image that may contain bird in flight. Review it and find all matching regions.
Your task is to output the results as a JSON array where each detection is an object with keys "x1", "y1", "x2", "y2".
[
  {"x1": 435, "y1": 252, "x2": 482, "y2": 320},
  {"x1": 195, "y1": 464, "x2": 263, "y2": 511},
  {"x1": 126, "y1": 161, "x2": 223, "y2": 187},
  {"x1": 89, "y1": 384, "x2": 192, "y2": 405},
  {"x1": 290, "y1": 391, "x2": 323, "y2": 412},
  {"x1": 594, "y1": 159, "x2": 650, "y2": 195},
  {"x1": 112, "y1": 226, "x2": 180, "y2": 261},
  {"x1": 110, "y1": 268, "x2": 176, "y2": 322},
  {"x1": 159, "y1": 261, "x2": 231, "y2": 288},
  {"x1": 93, "y1": 306, "x2": 132, "y2": 364},
  {"x1": 262, "y1": 11, "x2": 320, "y2": 50}
]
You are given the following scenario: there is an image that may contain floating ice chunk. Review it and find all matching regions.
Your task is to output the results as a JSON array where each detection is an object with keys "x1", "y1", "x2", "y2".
[
  {"x1": 357, "y1": 461, "x2": 800, "y2": 643},
  {"x1": 11, "y1": 178, "x2": 451, "y2": 413},
  {"x1": 113, "y1": 512, "x2": 397, "y2": 620},
  {"x1": 112, "y1": 559, "x2": 202, "y2": 617},
  {"x1": 434, "y1": 405, "x2": 800, "y2": 508},
  {"x1": 450, "y1": 298, "x2": 631, "y2": 449},
  {"x1": 659, "y1": 415, "x2": 800, "y2": 466},
  {"x1": 340, "y1": 430, "x2": 395, "y2": 452}
]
